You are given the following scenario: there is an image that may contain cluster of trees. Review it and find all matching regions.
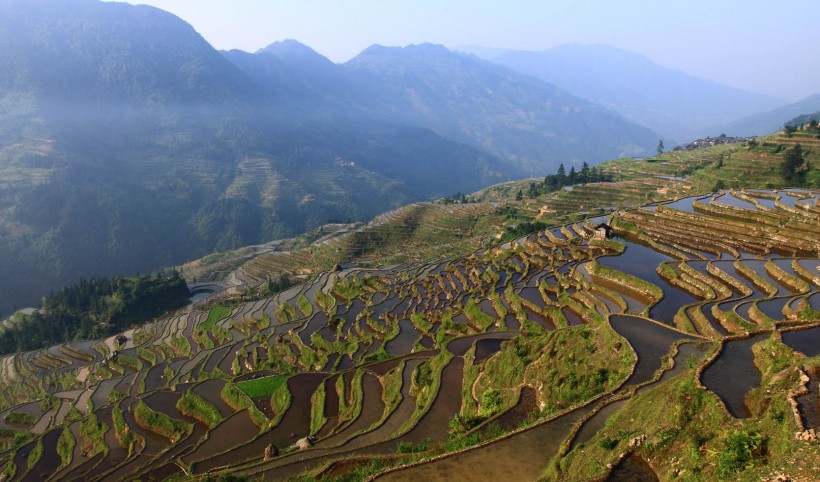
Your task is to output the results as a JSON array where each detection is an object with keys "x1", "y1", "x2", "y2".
[
  {"x1": 784, "y1": 117, "x2": 819, "y2": 138},
  {"x1": 518, "y1": 162, "x2": 613, "y2": 200},
  {"x1": 780, "y1": 143, "x2": 808, "y2": 185},
  {"x1": 784, "y1": 112, "x2": 820, "y2": 129},
  {"x1": 263, "y1": 275, "x2": 293, "y2": 296},
  {"x1": 0, "y1": 270, "x2": 190, "y2": 354}
]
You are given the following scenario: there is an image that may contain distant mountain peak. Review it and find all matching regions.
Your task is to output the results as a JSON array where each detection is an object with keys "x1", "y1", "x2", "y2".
[
  {"x1": 258, "y1": 39, "x2": 325, "y2": 58},
  {"x1": 355, "y1": 42, "x2": 452, "y2": 59}
]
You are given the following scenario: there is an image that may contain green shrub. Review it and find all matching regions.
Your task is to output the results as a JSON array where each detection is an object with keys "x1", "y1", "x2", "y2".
[{"x1": 714, "y1": 428, "x2": 762, "y2": 479}]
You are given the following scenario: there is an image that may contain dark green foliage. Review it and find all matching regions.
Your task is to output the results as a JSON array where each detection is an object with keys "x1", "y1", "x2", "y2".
[
  {"x1": 598, "y1": 435, "x2": 619, "y2": 450},
  {"x1": 396, "y1": 438, "x2": 430, "y2": 454},
  {"x1": 0, "y1": 270, "x2": 189, "y2": 355},
  {"x1": 780, "y1": 143, "x2": 806, "y2": 184},
  {"x1": 715, "y1": 429, "x2": 763, "y2": 479},
  {"x1": 502, "y1": 222, "x2": 549, "y2": 242},
  {"x1": 4, "y1": 412, "x2": 38, "y2": 426},
  {"x1": 527, "y1": 162, "x2": 613, "y2": 199},
  {"x1": 784, "y1": 111, "x2": 820, "y2": 128},
  {"x1": 204, "y1": 474, "x2": 250, "y2": 482},
  {"x1": 265, "y1": 275, "x2": 293, "y2": 296}
]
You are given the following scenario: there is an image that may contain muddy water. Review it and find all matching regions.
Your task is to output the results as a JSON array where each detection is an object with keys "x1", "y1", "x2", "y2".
[
  {"x1": 91, "y1": 377, "x2": 121, "y2": 409},
  {"x1": 474, "y1": 338, "x2": 504, "y2": 363},
  {"x1": 518, "y1": 287, "x2": 545, "y2": 306},
  {"x1": 606, "y1": 455, "x2": 659, "y2": 481},
  {"x1": 523, "y1": 305, "x2": 555, "y2": 330},
  {"x1": 183, "y1": 410, "x2": 260, "y2": 467},
  {"x1": 142, "y1": 390, "x2": 181, "y2": 414},
  {"x1": 394, "y1": 357, "x2": 464, "y2": 445},
  {"x1": 503, "y1": 313, "x2": 520, "y2": 330},
  {"x1": 797, "y1": 368, "x2": 819, "y2": 430},
  {"x1": 640, "y1": 343, "x2": 708, "y2": 392},
  {"x1": 562, "y1": 307, "x2": 585, "y2": 326},
  {"x1": 320, "y1": 373, "x2": 384, "y2": 446},
  {"x1": 26, "y1": 427, "x2": 62, "y2": 480},
  {"x1": 701, "y1": 334, "x2": 767, "y2": 418},
  {"x1": 385, "y1": 319, "x2": 420, "y2": 355},
  {"x1": 756, "y1": 297, "x2": 790, "y2": 321},
  {"x1": 447, "y1": 332, "x2": 518, "y2": 357},
  {"x1": 609, "y1": 315, "x2": 690, "y2": 386},
  {"x1": 143, "y1": 362, "x2": 169, "y2": 392},
  {"x1": 781, "y1": 326, "x2": 820, "y2": 357},
  {"x1": 573, "y1": 398, "x2": 628, "y2": 447},
  {"x1": 247, "y1": 359, "x2": 429, "y2": 480},
  {"x1": 298, "y1": 312, "x2": 329, "y2": 345},
  {"x1": 136, "y1": 418, "x2": 207, "y2": 480},
  {"x1": 484, "y1": 386, "x2": 537, "y2": 433},
  {"x1": 202, "y1": 345, "x2": 231, "y2": 374},
  {"x1": 376, "y1": 402, "x2": 593, "y2": 482},
  {"x1": 598, "y1": 238, "x2": 697, "y2": 323}
]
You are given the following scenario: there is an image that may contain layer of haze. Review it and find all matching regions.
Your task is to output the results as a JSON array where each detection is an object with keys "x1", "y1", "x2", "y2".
[{"x1": 113, "y1": 0, "x2": 819, "y2": 102}]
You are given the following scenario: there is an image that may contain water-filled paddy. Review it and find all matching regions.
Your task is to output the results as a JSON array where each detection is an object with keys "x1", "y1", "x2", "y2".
[
  {"x1": 781, "y1": 326, "x2": 820, "y2": 357},
  {"x1": 606, "y1": 455, "x2": 659, "y2": 481},
  {"x1": 598, "y1": 238, "x2": 696, "y2": 323},
  {"x1": 609, "y1": 315, "x2": 691, "y2": 386},
  {"x1": 376, "y1": 402, "x2": 594, "y2": 482},
  {"x1": 701, "y1": 334, "x2": 767, "y2": 418}
]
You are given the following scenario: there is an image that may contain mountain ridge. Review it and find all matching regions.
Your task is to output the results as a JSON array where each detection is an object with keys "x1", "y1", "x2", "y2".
[{"x1": 458, "y1": 43, "x2": 786, "y2": 142}]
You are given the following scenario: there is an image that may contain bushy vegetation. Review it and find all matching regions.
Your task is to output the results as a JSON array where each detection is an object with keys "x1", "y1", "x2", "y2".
[
  {"x1": 4, "y1": 412, "x2": 38, "y2": 426},
  {"x1": 0, "y1": 270, "x2": 189, "y2": 354},
  {"x1": 80, "y1": 412, "x2": 108, "y2": 458}
]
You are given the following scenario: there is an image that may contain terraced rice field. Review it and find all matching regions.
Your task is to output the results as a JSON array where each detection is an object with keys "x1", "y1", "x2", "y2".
[{"x1": 1, "y1": 169, "x2": 819, "y2": 481}]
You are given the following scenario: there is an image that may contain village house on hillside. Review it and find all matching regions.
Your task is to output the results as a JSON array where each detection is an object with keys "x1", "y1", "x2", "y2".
[{"x1": 672, "y1": 134, "x2": 754, "y2": 151}]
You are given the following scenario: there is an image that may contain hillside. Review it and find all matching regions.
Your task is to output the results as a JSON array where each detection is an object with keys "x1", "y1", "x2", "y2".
[
  {"x1": 0, "y1": 129, "x2": 817, "y2": 481},
  {"x1": 0, "y1": 1, "x2": 676, "y2": 315},
  {"x1": 342, "y1": 43, "x2": 664, "y2": 171},
  {"x1": 711, "y1": 93, "x2": 820, "y2": 137},
  {"x1": 461, "y1": 43, "x2": 785, "y2": 142}
]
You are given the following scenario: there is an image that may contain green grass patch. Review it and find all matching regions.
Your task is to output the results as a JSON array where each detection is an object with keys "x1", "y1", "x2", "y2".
[
  {"x1": 134, "y1": 400, "x2": 192, "y2": 443},
  {"x1": 221, "y1": 381, "x2": 269, "y2": 428},
  {"x1": 296, "y1": 295, "x2": 314, "y2": 318},
  {"x1": 309, "y1": 382, "x2": 327, "y2": 435},
  {"x1": 338, "y1": 369, "x2": 365, "y2": 425},
  {"x1": 464, "y1": 300, "x2": 496, "y2": 331},
  {"x1": 57, "y1": 428, "x2": 74, "y2": 468},
  {"x1": 236, "y1": 375, "x2": 289, "y2": 399},
  {"x1": 4, "y1": 412, "x2": 38, "y2": 426},
  {"x1": 176, "y1": 390, "x2": 223, "y2": 428},
  {"x1": 80, "y1": 412, "x2": 108, "y2": 458},
  {"x1": 26, "y1": 437, "x2": 43, "y2": 471},
  {"x1": 201, "y1": 306, "x2": 231, "y2": 330}
]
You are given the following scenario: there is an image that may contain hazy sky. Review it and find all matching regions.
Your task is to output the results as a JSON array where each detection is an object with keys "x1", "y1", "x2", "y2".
[{"x1": 113, "y1": 0, "x2": 819, "y2": 102}]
